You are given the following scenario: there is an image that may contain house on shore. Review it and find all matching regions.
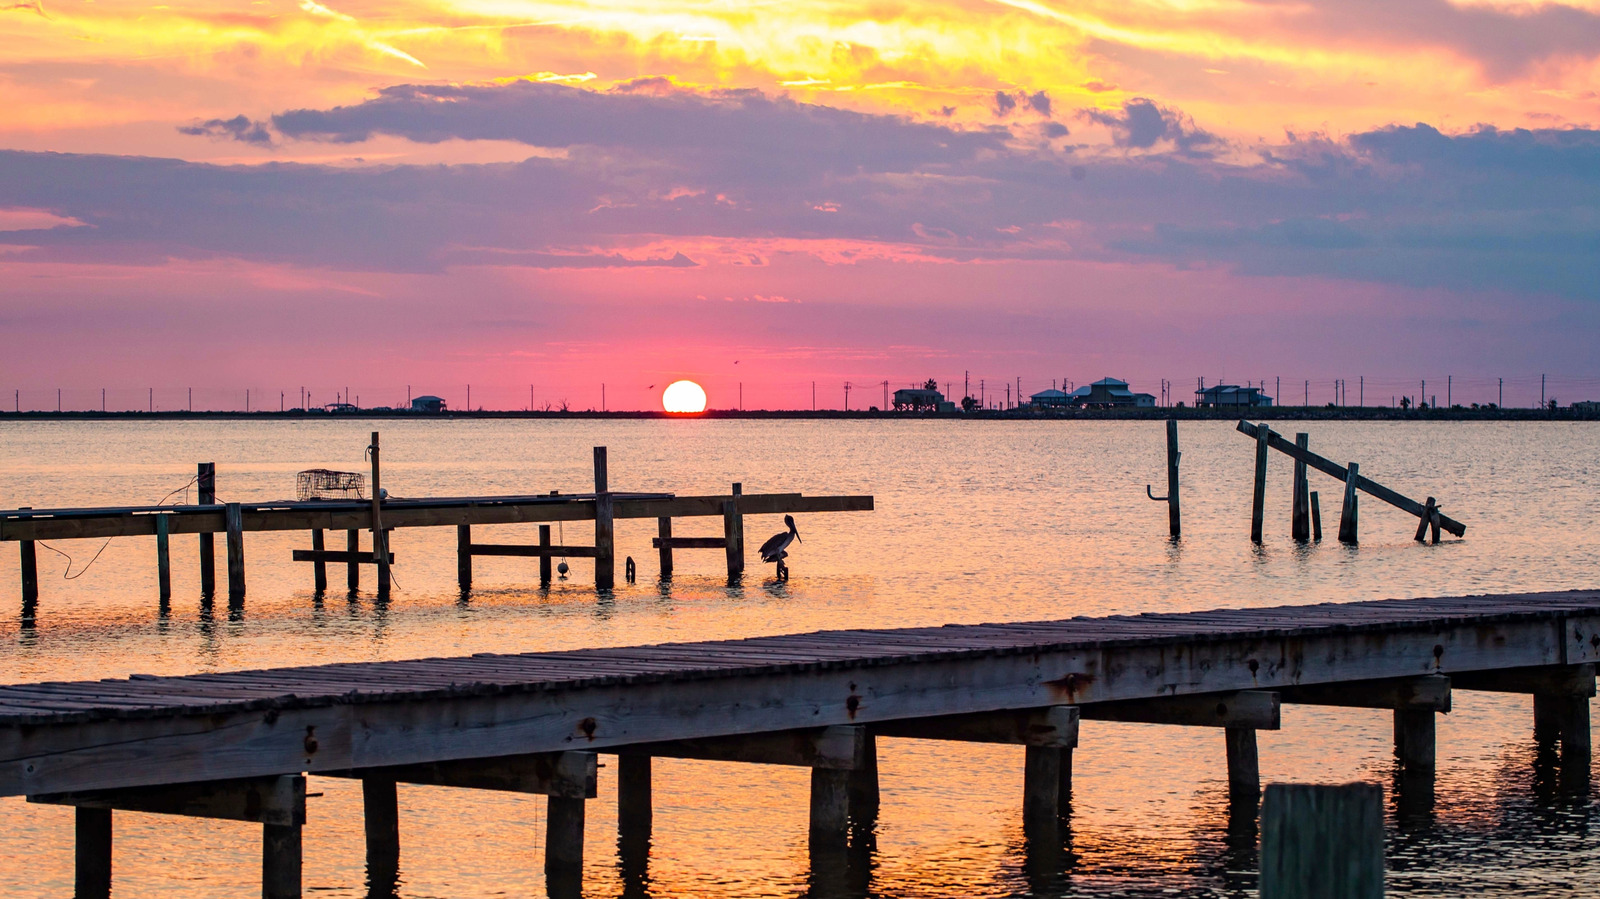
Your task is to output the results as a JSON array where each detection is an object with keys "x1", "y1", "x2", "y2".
[
  {"x1": 1196, "y1": 385, "x2": 1273, "y2": 408},
  {"x1": 411, "y1": 395, "x2": 448, "y2": 413},
  {"x1": 1028, "y1": 388, "x2": 1074, "y2": 408},
  {"x1": 1031, "y1": 378, "x2": 1157, "y2": 409},
  {"x1": 894, "y1": 384, "x2": 955, "y2": 412}
]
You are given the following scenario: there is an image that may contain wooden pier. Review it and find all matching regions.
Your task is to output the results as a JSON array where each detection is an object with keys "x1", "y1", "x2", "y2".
[
  {"x1": 1, "y1": 445, "x2": 874, "y2": 602},
  {"x1": 1, "y1": 588, "x2": 1595, "y2": 897}
]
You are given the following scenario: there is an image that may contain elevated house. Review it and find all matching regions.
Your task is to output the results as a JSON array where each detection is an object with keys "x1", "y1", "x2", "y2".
[
  {"x1": 1028, "y1": 388, "x2": 1073, "y2": 408},
  {"x1": 894, "y1": 383, "x2": 954, "y2": 412},
  {"x1": 1196, "y1": 385, "x2": 1272, "y2": 408},
  {"x1": 410, "y1": 395, "x2": 447, "y2": 413},
  {"x1": 1032, "y1": 378, "x2": 1156, "y2": 409}
]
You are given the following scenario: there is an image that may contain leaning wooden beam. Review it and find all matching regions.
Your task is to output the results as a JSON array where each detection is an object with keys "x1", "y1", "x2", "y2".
[
  {"x1": 1079, "y1": 691, "x2": 1280, "y2": 729},
  {"x1": 1338, "y1": 462, "x2": 1360, "y2": 544},
  {"x1": 1237, "y1": 421, "x2": 1466, "y2": 537},
  {"x1": 31, "y1": 774, "x2": 307, "y2": 899}
]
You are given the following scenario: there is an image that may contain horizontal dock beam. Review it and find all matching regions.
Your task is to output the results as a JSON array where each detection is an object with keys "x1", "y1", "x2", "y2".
[{"x1": 465, "y1": 543, "x2": 597, "y2": 559}]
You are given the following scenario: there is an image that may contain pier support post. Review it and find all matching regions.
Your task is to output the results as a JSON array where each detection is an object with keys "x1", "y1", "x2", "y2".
[
  {"x1": 456, "y1": 525, "x2": 471, "y2": 592},
  {"x1": 376, "y1": 529, "x2": 391, "y2": 597},
  {"x1": 1225, "y1": 727, "x2": 1261, "y2": 802},
  {"x1": 1023, "y1": 745, "x2": 1063, "y2": 824},
  {"x1": 1309, "y1": 491, "x2": 1322, "y2": 542},
  {"x1": 1414, "y1": 496, "x2": 1436, "y2": 543},
  {"x1": 810, "y1": 767, "x2": 851, "y2": 850},
  {"x1": 1251, "y1": 423, "x2": 1268, "y2": 543},
  {"x1": 156, "y1": 513, "x2": 172, "y2": 601},
  {"x1": 310, "y1": 530, "x2": 327, "y2": 593},
  {"x1": 225, "y1": 502, "x2": 246, "y2": 601},
  {"x1": 539, "y1": 525, "x2": 553, "y2": 586},
  {"x1": 76, "y1": 806, "x2": 112, "y2": 899},
  {"x1": 656, "y1": 517, "x2": 673, "y2": 579},
  {"x1": 617, "y1": 754, "x2": 652, "y2": 891},
  {"x1": 546, "y1": 798, "x2": 586, "y2": 896},
  {"x1": 1260, "y1": 783, "x2": 1383, "y2": 899},
  {"x1": 593, "y1": 447, "x2": 614, "y2": 590},
  {"x1": 723, "y1": 483, "x2": 744, "y2": 578},
  {"x1": 1166, "y1": 419, "x2": 1181, "y2": 539},
  {"x1": 346, "y1": 529, "x2": 360, "y2": 592},
  {"x1": 849, "y1": 731, "x2": 880, "y2": 825},
  {"x1": 263, "y1": 822, "x2": 303, "y2": 899},
  {"x1": 1394, "y1": 709, "x2": 1436, "y2": 771},
  {"x1": 1339, "y1": 463, "x2": 1360, "y2": 544},
  {"x1": 198, "y1": 462, "x2": 216, "y2": 596},
  {"x1": 362, "y1": 776, "x2": 400, "y2": 893},
  {"x1": 1291, "y1": 433, "x2": 1310, "y2": 541},
  {"x1": 20, "y1": 507, "x2": 38, "y2": 606}
]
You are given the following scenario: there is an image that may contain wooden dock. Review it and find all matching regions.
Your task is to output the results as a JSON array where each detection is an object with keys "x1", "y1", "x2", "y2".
[
  {"x1": 2, "y1": 589, "x2": 1596, "y2": 897},
  {"x1": 1, "y1": 444, "x2": 875, "y2": 601}
]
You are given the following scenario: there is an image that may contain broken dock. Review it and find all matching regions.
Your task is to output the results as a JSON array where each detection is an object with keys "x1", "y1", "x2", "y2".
[
  {"x1": 2, "y1": 588, "x2": 1595, "y2": 898},
  {"x1": 1, "y1": 444, "x2": 875, "y2": 606}
]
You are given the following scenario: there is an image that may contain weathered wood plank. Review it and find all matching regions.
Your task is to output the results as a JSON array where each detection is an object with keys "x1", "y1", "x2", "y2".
[
  {"x1": 30, "y1": 774, "x2": 305, "y2": 826},
  {"x1": 332, "y1": 751, "x2": 597, "y2": 798},
  {"x1": 618, "y1": 725, "x2": 863, "y2": 769},
  {"x1": 873, "y1": 706, "x2": 1079, "y2": 748},
  {"x1": 1081, "y1": 691, "x2": 1279, "y2": 729}
]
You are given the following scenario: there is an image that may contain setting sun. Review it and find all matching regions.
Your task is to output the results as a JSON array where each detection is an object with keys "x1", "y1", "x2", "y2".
[{"x1": 662, "y1": 380, "x2": 708, "y2": 413}]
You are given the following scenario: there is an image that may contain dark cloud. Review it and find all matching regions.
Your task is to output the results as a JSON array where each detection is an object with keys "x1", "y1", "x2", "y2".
[
  {"x1": 992, "y1": 91, "x2": 1017, "y2": 117},
  {"x1": 1080, "y1": 98, "x2": 1216, "y2": 154},
  {"x1": 1026, "y1": 91, "x2": 1052, "y2": 117},
  {"x1": 992, "y1": 90, "x2": 1051, "y2": 119},
  {"x1": 6, "y1": 82, "x2": 1599, "y2": 300},
  {"x1": 178, "y1": 115, "x2": 274, "y2": 147}
]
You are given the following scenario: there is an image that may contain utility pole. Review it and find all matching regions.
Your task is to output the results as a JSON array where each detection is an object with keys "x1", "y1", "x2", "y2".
[
  {"x1": 881, "y1": 380, "x2": 888, "y2": 410},
  {"x1": 188, "y1": 387, "x2": 192, "y2": 412},
  {"x1": 980, "y1": 379, "x2": 985, "y2": 408},
  {"x1": 1359, "y1": 376, "x2": 1363, "y2": 407},
  {"x1": 1498, "y1": 377, "x2": 1503, "y2": 408},
  {"x1": 148, "y1": 388, "x2": 152, "y2": 412},
  {"x1": 812, "y1": 381, "x2": 815, "y2": 411},
  {"x1": 57, "y1": 388, "x2": 61, "y2": 413},
  {"x1": 844, "y1": 382, "x2": 851, "y2": 411},
  {"x1": 1421, "y1": 380, "x2": 1425, "y2": 409},
  {"x1": 467, "y1": 384, "x2": 471, "y2": 412},
  {"x1": 101, "y1": 388, "x2": 105, "y2": 412},
  {"x1": 1447, "y1": 375, "x2": 1451, "y2": 408},
  {"x1": 1016, "y1": 376, "x2": 1021, "y2": 408},
  {"x1": 1542, "y1": 374, "x2": 1546, "y2": 408},
  {"x1": 602, "y1": 383, "x2": 606, "y2": 412},
  {"x1": 964, "y1": 370, "x2": 969, "y2": 400},
  {"x1": 1304, "y1": 380, "x2": 1308, "y2": 407}
]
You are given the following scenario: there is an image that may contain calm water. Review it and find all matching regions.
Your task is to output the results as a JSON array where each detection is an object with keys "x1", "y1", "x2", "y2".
[{"x1": 0, "y1": 419, "x2": 1596, "y2": 898}]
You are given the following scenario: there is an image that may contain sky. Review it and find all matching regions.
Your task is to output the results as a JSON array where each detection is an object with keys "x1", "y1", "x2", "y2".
[{"x1": 2, "y1": 0, "x2": 1599, "y2": 411}]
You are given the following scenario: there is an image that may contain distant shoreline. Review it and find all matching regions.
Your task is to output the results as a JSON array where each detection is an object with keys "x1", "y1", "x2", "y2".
[{"x1": 0, "y1": 407, "x2": 1594, "y2": 422}]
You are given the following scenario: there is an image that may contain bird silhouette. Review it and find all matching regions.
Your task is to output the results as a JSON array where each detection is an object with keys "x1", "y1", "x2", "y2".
[{"x1": 759, "y1": 515, "x2": 800, "y2": 580}]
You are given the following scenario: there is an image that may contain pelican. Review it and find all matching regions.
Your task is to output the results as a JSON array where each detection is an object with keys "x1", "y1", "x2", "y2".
[{"x1": 759, "y1": 515, "x2": 801, "y2": 579}]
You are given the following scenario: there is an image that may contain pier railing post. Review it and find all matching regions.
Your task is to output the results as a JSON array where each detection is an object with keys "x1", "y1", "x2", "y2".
[
  {"x1": 1291, "y1": 433, "x2": 1310, "y2": 541},
  {"x1": 1251, "y1": 424, "x2": 1269, "y2": 543},
  {"x1": 225, "y1": 502, "x2": 246, "y2": 601},
  {"x1": 310, "y1": 529, "x2": 327, "y2": 593},
  {"x1": 1259, "y1": 783, "x2": 1383, "y2": 899},
  {"x1": 656, "y1": 517, "x2": 673, "y2": 579},
  {"x1": 156, "y1": 513, "x2": 172, "y2": 601},
  {"x1": 456, "y1": 524, "x2": 472, "y2": 592},
  {"x1": 1166, "y1": 419, "x2": 1181, "y2": 539},
  {"x1": 593, "y1": 447, "x2": 614, "y2": 590},
  {"x1": 723, "y1": 483, "x2": 744, "y2": 577},
  {"x1": 76, "y1": 806, "x2": 112, "y2": 899},
  {"x1": 539, "y1": 525, "x2": 553, "y2": 586},
  {"x1": 346, "y1": 529, "x2": 360, "y2": 592},
  {"x1": 197, "y1": 462, "x2": 216, "y2": 596},
  {"x1": 1339, "y1": 463, "x2": 1360, "y2": 544},
  {"x1": 19, "y1": 506, "x2": 38, "y2": 606}
]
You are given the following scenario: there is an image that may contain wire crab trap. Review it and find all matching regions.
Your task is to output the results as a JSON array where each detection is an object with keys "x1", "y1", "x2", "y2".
[{"x1": 296, "y1": 469, "x2": 366, "y2": 501}]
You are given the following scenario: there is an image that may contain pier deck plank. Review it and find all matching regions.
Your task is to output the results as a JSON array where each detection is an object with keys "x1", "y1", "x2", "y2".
[{"x1": 1, "y1": 589, "x2": 1596, "y2": 796}]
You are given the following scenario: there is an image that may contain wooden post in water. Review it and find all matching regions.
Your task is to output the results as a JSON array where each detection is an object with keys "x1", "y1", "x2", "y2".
[
  {"x1": 456, "y1": 525, "x2": 471, "y2": 591},
  {"x1": 346, "y1": 529, "x2": 360, "y2": 591},
  {"x1": 1339, "y1": 463, "x2": 1360, "y2": 544},
  {"x1": 617, "y1": 754, "x2": 652, "y2": 837},
  {"x1": 809, "y1": 766, "x2": 851, "y2": 852},
  {"x1": 723, "y1": 482, "x2": 745, "y2": 577},
  {"x1": 197, "y1": 462, "x2": 216, "y2": 596},
  {"x1": 310, "y1": 530, "x2": 327, "y2": 593},
  {"x1": 1309, "y1": 491, "x2": 1322, "y2": 542},
  {"x1": 1023, "y1": 745, "x2": 1063, "y2": 823},
  {"x1": 76, "y1": 806, "x2": 112, "y2": 899},
  {"x1": 593, "y1": 447, "x2": 614, "y2": 589},
  {"x1": 262, "y1": 821, "x2": 302, "y2": 899},
  {"x1": 850, "y1": 731, "x2": 880, "y2": 825},
  {"x1": 1394, "y1": 709, "x2": 1436, "y2": 771},
  {"x1": 1251, "y1": 423, "x2": 1269, "y2": 543},
  {"x1": 1226, "y1": 727, "x2": 1260, "y2": 802},
  {"x1": 1259, "y1": 783, "x2": 1383, "y2": 899},
  {"x1": 656, "y1": 517, "x2": 673, "y2": 579},
  {"x1": 19, "y1": 507, "x2": 38, "y2": 605},
  {"x1": 546, "y1": 790, "x2": 587, "y2": 896},
  {"x1": 155, "y1": 513, "x2": 172, "y2": 600},
  {"x1": 1291, "y1": 433, "x2": 1310, "y2": 541},
  {"x1": 224, "y1": 502, "x2": 245, "y2": 601},
  {"x1": 1429, "y1": 506, "x2": 1442, "y2": 545},
  {"x1": 1414, "y1": 497, "x2": 1436, "y2": 543},
  {"x1": 362, "y1": 776, "x2": 400, "y2": 892},
  {"x1": 539, "y1": 525, "x2": 553, "y2": 586},
  {"x1": 1166, "y1": 419, "x2": 1181, "y2": 539},
  {"x1": 368, "y1": 432, "x2": 389, "y2": 597}
]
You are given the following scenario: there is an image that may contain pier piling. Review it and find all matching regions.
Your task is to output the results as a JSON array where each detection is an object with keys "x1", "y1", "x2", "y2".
[
  {"x1": 1225, "y1": 727, "x2": 1261, "y2": 802},
  {"x1": 155, "y1": 513, "x2": 171, "y2": 600},
  {"x1": 1291, "y1": 433, "x2": 1310, "y2": 541},
  {"x1": 723, "y1": 483, "x2": 745, "y2": 577},
  {"x1": 593, "y1": 447, "x2": 614, "y2": 590},
  {"x1": 1259, "y1": 783, "x2": 1383, "y2": 899},
  {"x1": 1251, "y1": 423, "x2": 1269, "y2": 543},
  {"x1": 19, "y1": 507, "x2": 38, "y2": 606},
  {"x1": 346, "y1": 530, "x2": 359, "y2": 591},
  {"x1": 197, "y1": 463, "x2": 215, "y2": 596},
  {"x1": 1309, "y1": 491, "x2": 1322, "y2": 542},
  {"x1": 1415, "y1": 497, "x2": 1436, "y2": 542},
  {"x1": 1166, "y1": 419, "x2": 1181, "y2": 539},
  {"x1": 656, "y1": 517, "x2": 673, "y2": 579},
  {"x1": 75, "y1": 806, "x2": 112, "y2": 899},
  {"x1": 456, "y1": 525, "x2": 471, "y2": 591},
  {"x1": 225, "y1": 502, "x2": 245, "y2": 601},
  {"x1": 310, "y1": 529, "x2": 327, "y2": 593},
  {"x1": 1339, "y1": 463, "x2": 1360, "y2": 544},
  {"x1": 361, "y1": 776, "x2": 400, "y2": 890},
  {"x1": 539, "y1": 525, "x2": 553, "y2": 586}
]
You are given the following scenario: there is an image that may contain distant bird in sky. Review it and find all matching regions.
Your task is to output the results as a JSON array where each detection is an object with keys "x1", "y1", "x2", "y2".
[
  {"x1": 647, "y1": 384, "x2": 655, "y2": 389},
  {"x1": 759, "y1": 514, "x2": 800, "y2": 580},
  {"x1": 733, "y1": 360, "x2": 740, "y2": 364}
]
